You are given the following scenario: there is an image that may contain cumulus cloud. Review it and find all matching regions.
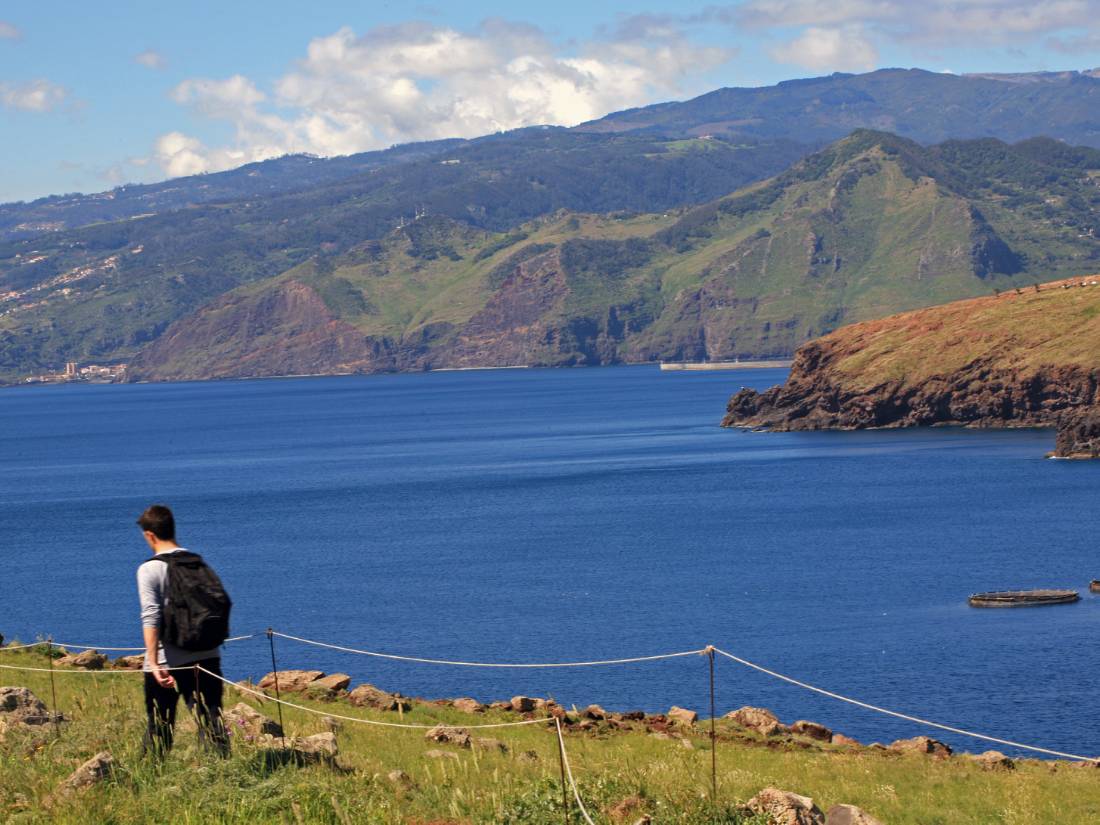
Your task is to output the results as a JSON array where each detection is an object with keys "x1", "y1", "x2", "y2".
[
  {"x1": 771, "y1": 25, "x2": 879, "y2": 71},
  {"x1": 150, "y1": 19, "x2": 734, "y2": 176},
  {"x1": 0, "y1": 79, "x2": 67, "y2": 112},
  {"x1": 0, "y1": 20, "x2": 21, "y2": 40},
  {"x1": 135, "y1": 49, "x2": 167, "y2": 70}
]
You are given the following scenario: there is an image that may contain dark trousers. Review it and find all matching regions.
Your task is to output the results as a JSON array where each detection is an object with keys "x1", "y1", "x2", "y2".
[{"x1": 143, "y1": 657, "x2": 229, "y2": 756}]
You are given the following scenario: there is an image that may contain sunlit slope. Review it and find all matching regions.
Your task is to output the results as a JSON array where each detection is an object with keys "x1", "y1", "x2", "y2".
[{"x1": 116, "y1": 131, "x2": 1100, "y2": 380}]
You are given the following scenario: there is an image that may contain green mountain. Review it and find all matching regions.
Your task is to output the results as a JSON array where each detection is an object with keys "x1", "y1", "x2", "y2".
[
  {"x1": 113, "y1": 131, "x2": 1100, "y2": 382},
  {"x1": 0, "y1": 132, "x2": 810, "y2": 380}
]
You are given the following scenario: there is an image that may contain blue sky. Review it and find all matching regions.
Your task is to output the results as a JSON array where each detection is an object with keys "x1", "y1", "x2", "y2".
[{"x1": 2, "y1": 0, "x2": 1099, "y2": 203}]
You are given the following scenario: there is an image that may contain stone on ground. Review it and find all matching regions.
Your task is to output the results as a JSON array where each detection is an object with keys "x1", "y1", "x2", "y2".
[
  {"x1": 0, "y1": 687, "x2": 50, "y2": 726},
  {"x1": 347, "y1": 684, "x2": 411, "y2": 712},
  {"x1": 746, "y1": 788, "x2": 825, "y2": 825},
  {"x1": 256, "y1": 731, "x2": 338, "y2": 764},
  {"x1": 473, "y1": 737, "x2": 509, "y2": 754},
  {"x1": 257, "y1": 670, "x2": 325, "y2": 692},
  {"x1": 112, "y1": 655, "x2": 145, "y2": 670},
  {"x1": 791, "y1": 720, "x2": 833, "y2": 742},
  {"x1": 387, "y1": 769, "x2": 415, "y2": 789},
  {"x1": 310, "y1": 673, "x2": 351, "y2": 693},
  {"x1": 58, "y1": 752, "x2": 113, "y2": 794},
  {"x1": 424, "y1": 725, "x2": 471, "y2": 748},
  {"x1": 224, "y1": 702, "x2": 283, "y2": 737},
  {"x1": 510, "y1": 696, "x2": 536, "y2": 713},
  {"x1": 726, "y1": 706, "x2": 784, "y2": 736},
  {"x1": 825, "y1": 803, "x2": 885, "y2": 825},
  {"x1": 667, "y1": 706, "x2": 697, "y2": 726},
  {"x1": 972, "y1": 750, "x2": 1015, "y2": 770},
  {"x1": 56, "y1": 650, "x2": 108, "y2": 670},
  {"x1": 609, "y1": 794, "x2": 646, "y2": 822},
  {"x1": 888, "y1": 736, "x2": 953, "y2": 758},
  {"x1": 452, "y1": 698, "x2": 483, "y2": 714}
]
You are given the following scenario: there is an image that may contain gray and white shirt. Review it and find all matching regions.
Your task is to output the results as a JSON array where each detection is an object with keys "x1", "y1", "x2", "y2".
[{"x1": 136, "y1": 548, "x2": 220, "y2": 671}]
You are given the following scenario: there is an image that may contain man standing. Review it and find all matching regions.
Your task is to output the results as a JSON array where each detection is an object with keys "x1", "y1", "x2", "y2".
[{"x1": 136, "y1": 504, "x2": 230, "y2": 756}]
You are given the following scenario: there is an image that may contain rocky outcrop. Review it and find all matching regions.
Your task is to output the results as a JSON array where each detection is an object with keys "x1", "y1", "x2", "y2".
[
  {"x1": 723, "y1": 278, "x2": 1100, "y2": 457},
  {"x1": 1054, "y1": 407, "x2": 1100, "y2": 458}
]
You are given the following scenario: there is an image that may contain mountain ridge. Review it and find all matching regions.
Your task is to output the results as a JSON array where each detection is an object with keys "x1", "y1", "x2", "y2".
[{"x1": 120, "y1": 130, "x2": 1100, "y2": 383}]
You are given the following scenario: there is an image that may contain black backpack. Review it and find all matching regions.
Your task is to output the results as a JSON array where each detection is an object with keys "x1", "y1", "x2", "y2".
[{"x1": 153, "y1": 551, "x2": 232, "y2": 651}]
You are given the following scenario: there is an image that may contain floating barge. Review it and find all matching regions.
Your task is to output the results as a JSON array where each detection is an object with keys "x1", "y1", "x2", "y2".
[
  {"x1": 968, "y1": 589, "x2": 1080, "y2": 608},
  {"x1": 1090, "y1": 580, "x2": 1100, "y2": 594},
  {"x1": 659, "y1": 360, "x2": 793, "y2": 371}
]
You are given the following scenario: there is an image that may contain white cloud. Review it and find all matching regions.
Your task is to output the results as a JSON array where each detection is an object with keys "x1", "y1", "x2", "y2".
[
  {"x1": 135, "y1": 49, "x2": 167, "y2": 70},
  {"x1": 0, "y1": 20, "x2": 20, "y2": 40},
  {"x1": 150, "y1": 19, "x2": 734, "y2": 177},
  {"x1": 771, "y1": 25, "x2": 879, "y2": 71},
  {"x1": 0, "y1": 79, "x2": 67, "y2": 112},
  {"x1": 171, "y1": 75, "x2": 265, "y2": 115},
  {"x1": 739, "y1": 0, "x2": 1100, "y2": 44}
]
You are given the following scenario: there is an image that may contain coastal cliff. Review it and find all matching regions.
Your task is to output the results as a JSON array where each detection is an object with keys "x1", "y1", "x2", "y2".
[{"x1": 722, "y1": 277, "x2": 1100, "y2": 457}]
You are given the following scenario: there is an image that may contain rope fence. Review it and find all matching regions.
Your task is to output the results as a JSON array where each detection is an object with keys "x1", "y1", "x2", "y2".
[
  {"x1": 710, "y1": 647, "x2": 1099, "y2": 763},
  {"x1": 270, "y1": 630, "x2": 707, "y2": 668},
  {"x1": 0, "y1": 634, "x2": 255, "y2": 653},
  {"x1": 555, "y1": 718, "x2": 597, "y2": 825},
  {"x1": 199, "y1": 665, "x2": 549, "y2": 731},
  {"x1": 1, "y1": 624, "x2": 1096, "y2": 822}
]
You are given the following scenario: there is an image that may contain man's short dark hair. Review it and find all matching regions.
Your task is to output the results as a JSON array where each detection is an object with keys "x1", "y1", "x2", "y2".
[{"x1": 137, "y1": 504, "x2": 176, "y2": 541}]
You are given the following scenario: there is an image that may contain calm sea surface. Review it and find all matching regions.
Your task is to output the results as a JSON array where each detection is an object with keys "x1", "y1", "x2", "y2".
[{"x1": 2, "y1": 366, "x2": 1098, "y2": 757}]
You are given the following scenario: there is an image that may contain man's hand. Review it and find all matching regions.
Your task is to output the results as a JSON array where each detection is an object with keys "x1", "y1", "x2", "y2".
[
  {"x1": 143, "y1": 626, "x2": 174, "y2": 688},
  {"x1": 151, "y1": 665, "x2": 175, "y2": 688}
]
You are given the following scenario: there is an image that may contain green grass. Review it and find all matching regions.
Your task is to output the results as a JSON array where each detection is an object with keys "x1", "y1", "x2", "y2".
[
  {"x1": 3, "y1": 648, "x2": 1099, "y2": 824},
  {"x1": 832, "y1": 276, "x2": 1100, "y2": 389}
]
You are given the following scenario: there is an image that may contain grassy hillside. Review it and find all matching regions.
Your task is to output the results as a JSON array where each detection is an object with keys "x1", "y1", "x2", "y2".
[
  {"x1": 2, "y1": 646, "x2": 1098, "y2": 824},
  {"x1": 124, "y1": 131, "x2": 1100, "y2": 382},
  {"x1": 720, "y1": 273, "x2": 1100, "y2": 453},
  {"x1": 828, "y1": 276, "x2": 1100, "y2": 390},
  {"x1": 0, "y1": 132, "x2": 807, "y2": 380}
]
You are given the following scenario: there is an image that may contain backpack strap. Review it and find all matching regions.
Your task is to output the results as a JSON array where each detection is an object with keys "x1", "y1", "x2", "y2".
[{"x1": 147, "y1": 551, "x2": 203, "y2": 565}]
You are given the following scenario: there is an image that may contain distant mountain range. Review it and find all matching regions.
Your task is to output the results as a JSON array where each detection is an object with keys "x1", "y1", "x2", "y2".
[
  {"x1": 579, "y1": 67, "x2": 1100, "y2": 146},
  {"x1": 2, "y1": 68, "x2": 1100, "y2": 383},
  {"x1": 5, "y1": 68, "x2": 1100, "y2": 242}
]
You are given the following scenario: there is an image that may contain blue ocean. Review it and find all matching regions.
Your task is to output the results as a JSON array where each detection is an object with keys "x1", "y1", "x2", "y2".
[{"x1": 2, "y1": 366, "x2": 1098, "y2": 757}]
